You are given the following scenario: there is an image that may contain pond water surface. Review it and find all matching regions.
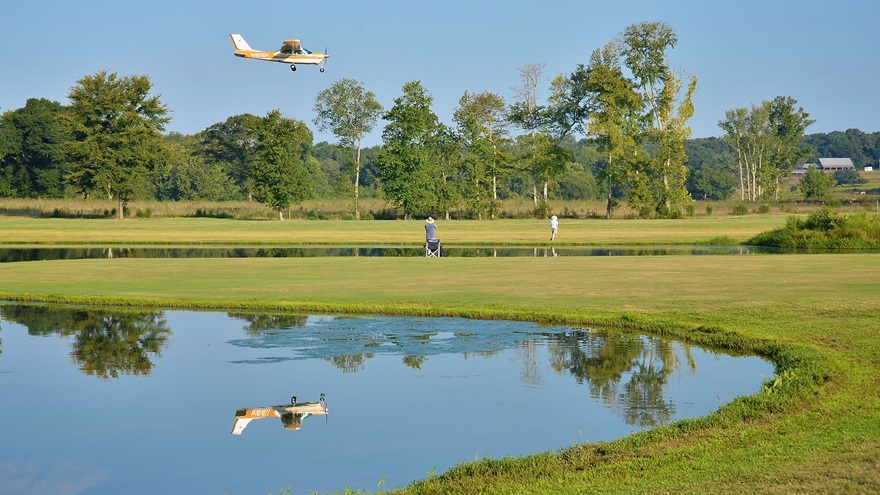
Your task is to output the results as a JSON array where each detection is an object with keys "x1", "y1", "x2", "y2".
[
  {"x1": 0, "y1": 244, "x2": 779, "y2": 263},
  {"x1": 0, "y1": 304, "x2": 774, "y2": 495}
]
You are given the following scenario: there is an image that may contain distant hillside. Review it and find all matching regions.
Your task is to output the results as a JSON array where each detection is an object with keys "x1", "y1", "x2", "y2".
[{"x1": 801, "y1": 129, "x2": 880, "y2": 169}]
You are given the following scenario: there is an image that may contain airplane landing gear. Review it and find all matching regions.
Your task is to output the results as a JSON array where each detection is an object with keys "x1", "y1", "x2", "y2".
[
  {"x1": 320, "y1": 66, "x2": 325, "y2": 73},
  {"x1": 290, "y1": 64, "x2": 297, "y2": 72}
]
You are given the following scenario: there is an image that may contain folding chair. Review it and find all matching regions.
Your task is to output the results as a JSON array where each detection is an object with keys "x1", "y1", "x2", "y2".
[{"x1": 426, "y1": 238, "x2": 442, "y2": 257}]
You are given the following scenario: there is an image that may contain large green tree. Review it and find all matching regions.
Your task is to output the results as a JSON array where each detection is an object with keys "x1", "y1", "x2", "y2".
[
  {"x1": 719, "y1": 97, "x2": 813, "y2": 201},
  {"x1": 583, "y1": 43, "x2": 646, "y2": 218},
  {"x1": 687, "y1": 164, "x2": 737, "y2": 201},
  {"x1": 0, "y1": 98, "x2": 68, "y2": 198},
  {"x1": 431, "y1": 124, "x2": 464, "y2": 220},
  {"x1": 620, "y1": 22, "x2": 696, "y2": 217},
  {"x1": 198, "y1": 113, "x2": 261, "y2": 199},
  {"x1": 799, "y1": 165, "x2": 834, "y2": 201},
  {"x1": 508, "y1": 63, "x2": 583, "y2": 210},
  {"x1": 766, "y1": 96, "x2": 815, "y2": 199},
  {"x1": 250, "y1": 110, "x2": 314, "y2": 220},
  {"x1": 58, "y1": 71, "x2": 170, "y2": 219},
  {"x1": 313, "y1": 78, "x2": 383, "y2": 220},
  {"x1": 375, "y1": 81, "x2": 440, "y2": 218},
  {"x1": 508, "y1": 63, "x2": 548, "y2": 207},
  {"x1": 453, "y1": 90, "x2": 510, "y2": 218},
  {"x1": 155, "y1": 133, "x2": 238, "y2": 201},
  {"x1": 684, "y1": 137, "x2": 737, "y2": 201}
]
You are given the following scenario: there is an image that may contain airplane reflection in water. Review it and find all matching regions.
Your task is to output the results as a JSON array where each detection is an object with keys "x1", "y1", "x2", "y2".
[{"x1": 231, "y1": 393, "x2": 327, "y2": 435}]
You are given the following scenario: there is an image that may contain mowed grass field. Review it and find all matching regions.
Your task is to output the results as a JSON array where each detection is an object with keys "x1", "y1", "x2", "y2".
[
  {"x1": 1, "y1": 215, "x2": 879, "y2": 494},
  {"x1": 0, "y1": 215, "x2": 785, "y2": 246}
]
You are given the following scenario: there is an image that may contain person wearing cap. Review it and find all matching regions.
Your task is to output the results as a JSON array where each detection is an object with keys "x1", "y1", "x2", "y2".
[
  {"x1": 425, "y1": 217, "x2": 437, "y2": 240},
  {"x1": 550, "y1": 215, "x2": 558, "y2": 241}
]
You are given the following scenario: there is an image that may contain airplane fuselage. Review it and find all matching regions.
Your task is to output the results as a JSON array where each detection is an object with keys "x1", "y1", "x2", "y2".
[{"x1": 233, "y1": 50, "x2": 326, "y2": 66}]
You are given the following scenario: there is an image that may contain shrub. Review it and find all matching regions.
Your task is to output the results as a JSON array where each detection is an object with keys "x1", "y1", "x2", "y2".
[
  {"x1": 706, "y1": 235, "x2": 737, "y2": 245},
  {"x1": 534, "y1": 200, "x2": 551, "y2": 219},
  {"x1": 804, "y1": 206, "x2": 845, "y2": 231},
  {"x1": 732, "y1": 204, "x2": 748, "y2": 215},
  {"x1": 192, "y1": 208, "x2": 234, "y2": 219}
]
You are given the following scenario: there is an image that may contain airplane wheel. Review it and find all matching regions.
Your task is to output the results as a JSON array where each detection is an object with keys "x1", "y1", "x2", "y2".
[
  {"x1": 291, "y1": 396, "x2": 297, "y2": 405},
  {"x1": 320, "y1": 67, "x2": 325, "y2": 73},
  {"x1": 290, "y1": 64, "x2": 297, "y2": 72}
]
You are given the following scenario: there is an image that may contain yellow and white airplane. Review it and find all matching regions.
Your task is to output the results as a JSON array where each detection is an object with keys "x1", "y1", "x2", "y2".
[
  {"x1": 231, "y1": 394, "x2": 328, "y2": 435},
  {"x1": 230, "y1": 33, "x2": 328, "y2": 72}
]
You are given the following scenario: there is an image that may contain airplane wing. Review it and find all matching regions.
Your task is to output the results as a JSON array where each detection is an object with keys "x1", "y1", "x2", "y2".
[{"x1": 280, "y1": 39, "x2": 303, "y2": 54}]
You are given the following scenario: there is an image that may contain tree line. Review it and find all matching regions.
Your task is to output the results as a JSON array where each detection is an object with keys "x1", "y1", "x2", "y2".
[{"x1": 2, "y1": 22, "x2": 877, "y2": 219}]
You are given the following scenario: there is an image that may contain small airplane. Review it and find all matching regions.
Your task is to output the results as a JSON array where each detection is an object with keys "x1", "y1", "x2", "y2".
[{"x1": 230, "y1": 33, "x2": 328, "y2": 72}]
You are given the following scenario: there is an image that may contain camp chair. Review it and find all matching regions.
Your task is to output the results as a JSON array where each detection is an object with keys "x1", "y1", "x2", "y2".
[{"x1": 426, "y1": 238, "x2": 442, "y2": 257}]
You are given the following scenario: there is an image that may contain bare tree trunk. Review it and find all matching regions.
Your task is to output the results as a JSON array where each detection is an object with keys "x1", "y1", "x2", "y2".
[
  {"x1": 606, "y1": 178, "x2": 614, "y2": 219},
  {"x1": 751, "y1": 160, "x2": 758, "y2": 201},
  {"x1": 491, "y1": 173, "x2": 497, "y2": 220},
  {"x1": 354, "y1": 138, "x2": 362, "y2": 220},
  {"x1": 278, "y1": 209, "x2": 284, "y2": 221},
  {"x1": 117, "y1": 197, "x2": 124, "y2": 220},
  {"x1": 513, "y1": 65, "x2": 543, "y2": 211}
]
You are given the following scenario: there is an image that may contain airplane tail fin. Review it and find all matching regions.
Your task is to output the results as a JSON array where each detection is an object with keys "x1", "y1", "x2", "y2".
[{"x1": 229, "y1": 34, "x2": 254, "y2": 52}]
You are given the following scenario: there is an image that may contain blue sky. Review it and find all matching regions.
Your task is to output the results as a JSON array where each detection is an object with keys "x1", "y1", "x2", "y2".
[{"x1": 2, "y1": 0, "x2": 877, "y2": 147}]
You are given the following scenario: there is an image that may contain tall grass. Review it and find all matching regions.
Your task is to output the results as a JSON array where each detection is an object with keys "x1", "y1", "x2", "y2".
[
  {"x1": 748, "y1": 206, "x2": 880, "y2": 249},
  {"x1": 5, "y1": 197, "x2": 879, "y2": 221}
]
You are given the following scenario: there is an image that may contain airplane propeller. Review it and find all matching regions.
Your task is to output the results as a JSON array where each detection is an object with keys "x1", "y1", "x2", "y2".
[{"x1": 320, "y1": 46, "x2": 329, "y2": 72}]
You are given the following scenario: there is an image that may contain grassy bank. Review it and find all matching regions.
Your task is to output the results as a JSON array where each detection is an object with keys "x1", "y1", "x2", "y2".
[{"x1": 0, "y1": 219, "x2": 878, "y2": 493}]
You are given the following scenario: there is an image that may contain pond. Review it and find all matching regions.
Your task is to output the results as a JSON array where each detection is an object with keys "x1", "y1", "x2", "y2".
[
  {"x1": 0, "y1": 244, "x2": 779, "y2": 263},
  {"x1": 0, "y1": 304, "x2": 774, "y2": 495}
]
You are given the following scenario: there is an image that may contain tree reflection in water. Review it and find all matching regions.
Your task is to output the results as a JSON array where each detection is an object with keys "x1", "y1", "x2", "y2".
[
  {"x1": 326, "y1": 353, "x2": 374, "y2": 373},
  {"x1": 228, "y1": 312, "x2": 308, "y2": 336},
  {"x1": 0, "y1": 304, "x2": 170, "y2": 379},
  {"x1": 402, "y1": 355, "x2": 427, "y2": 370},
  {"x1": 543, "y1": 330, "x2": 692, "y2": 427}
]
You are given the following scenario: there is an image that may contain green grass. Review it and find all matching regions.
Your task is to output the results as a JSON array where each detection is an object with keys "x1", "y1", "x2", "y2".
[
  {"x1": 0, "y1": 217, "x2": 878, "y2": 494},
  {"x1": 0, "y1": 215, "x2": 788, "y2": 246}
]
